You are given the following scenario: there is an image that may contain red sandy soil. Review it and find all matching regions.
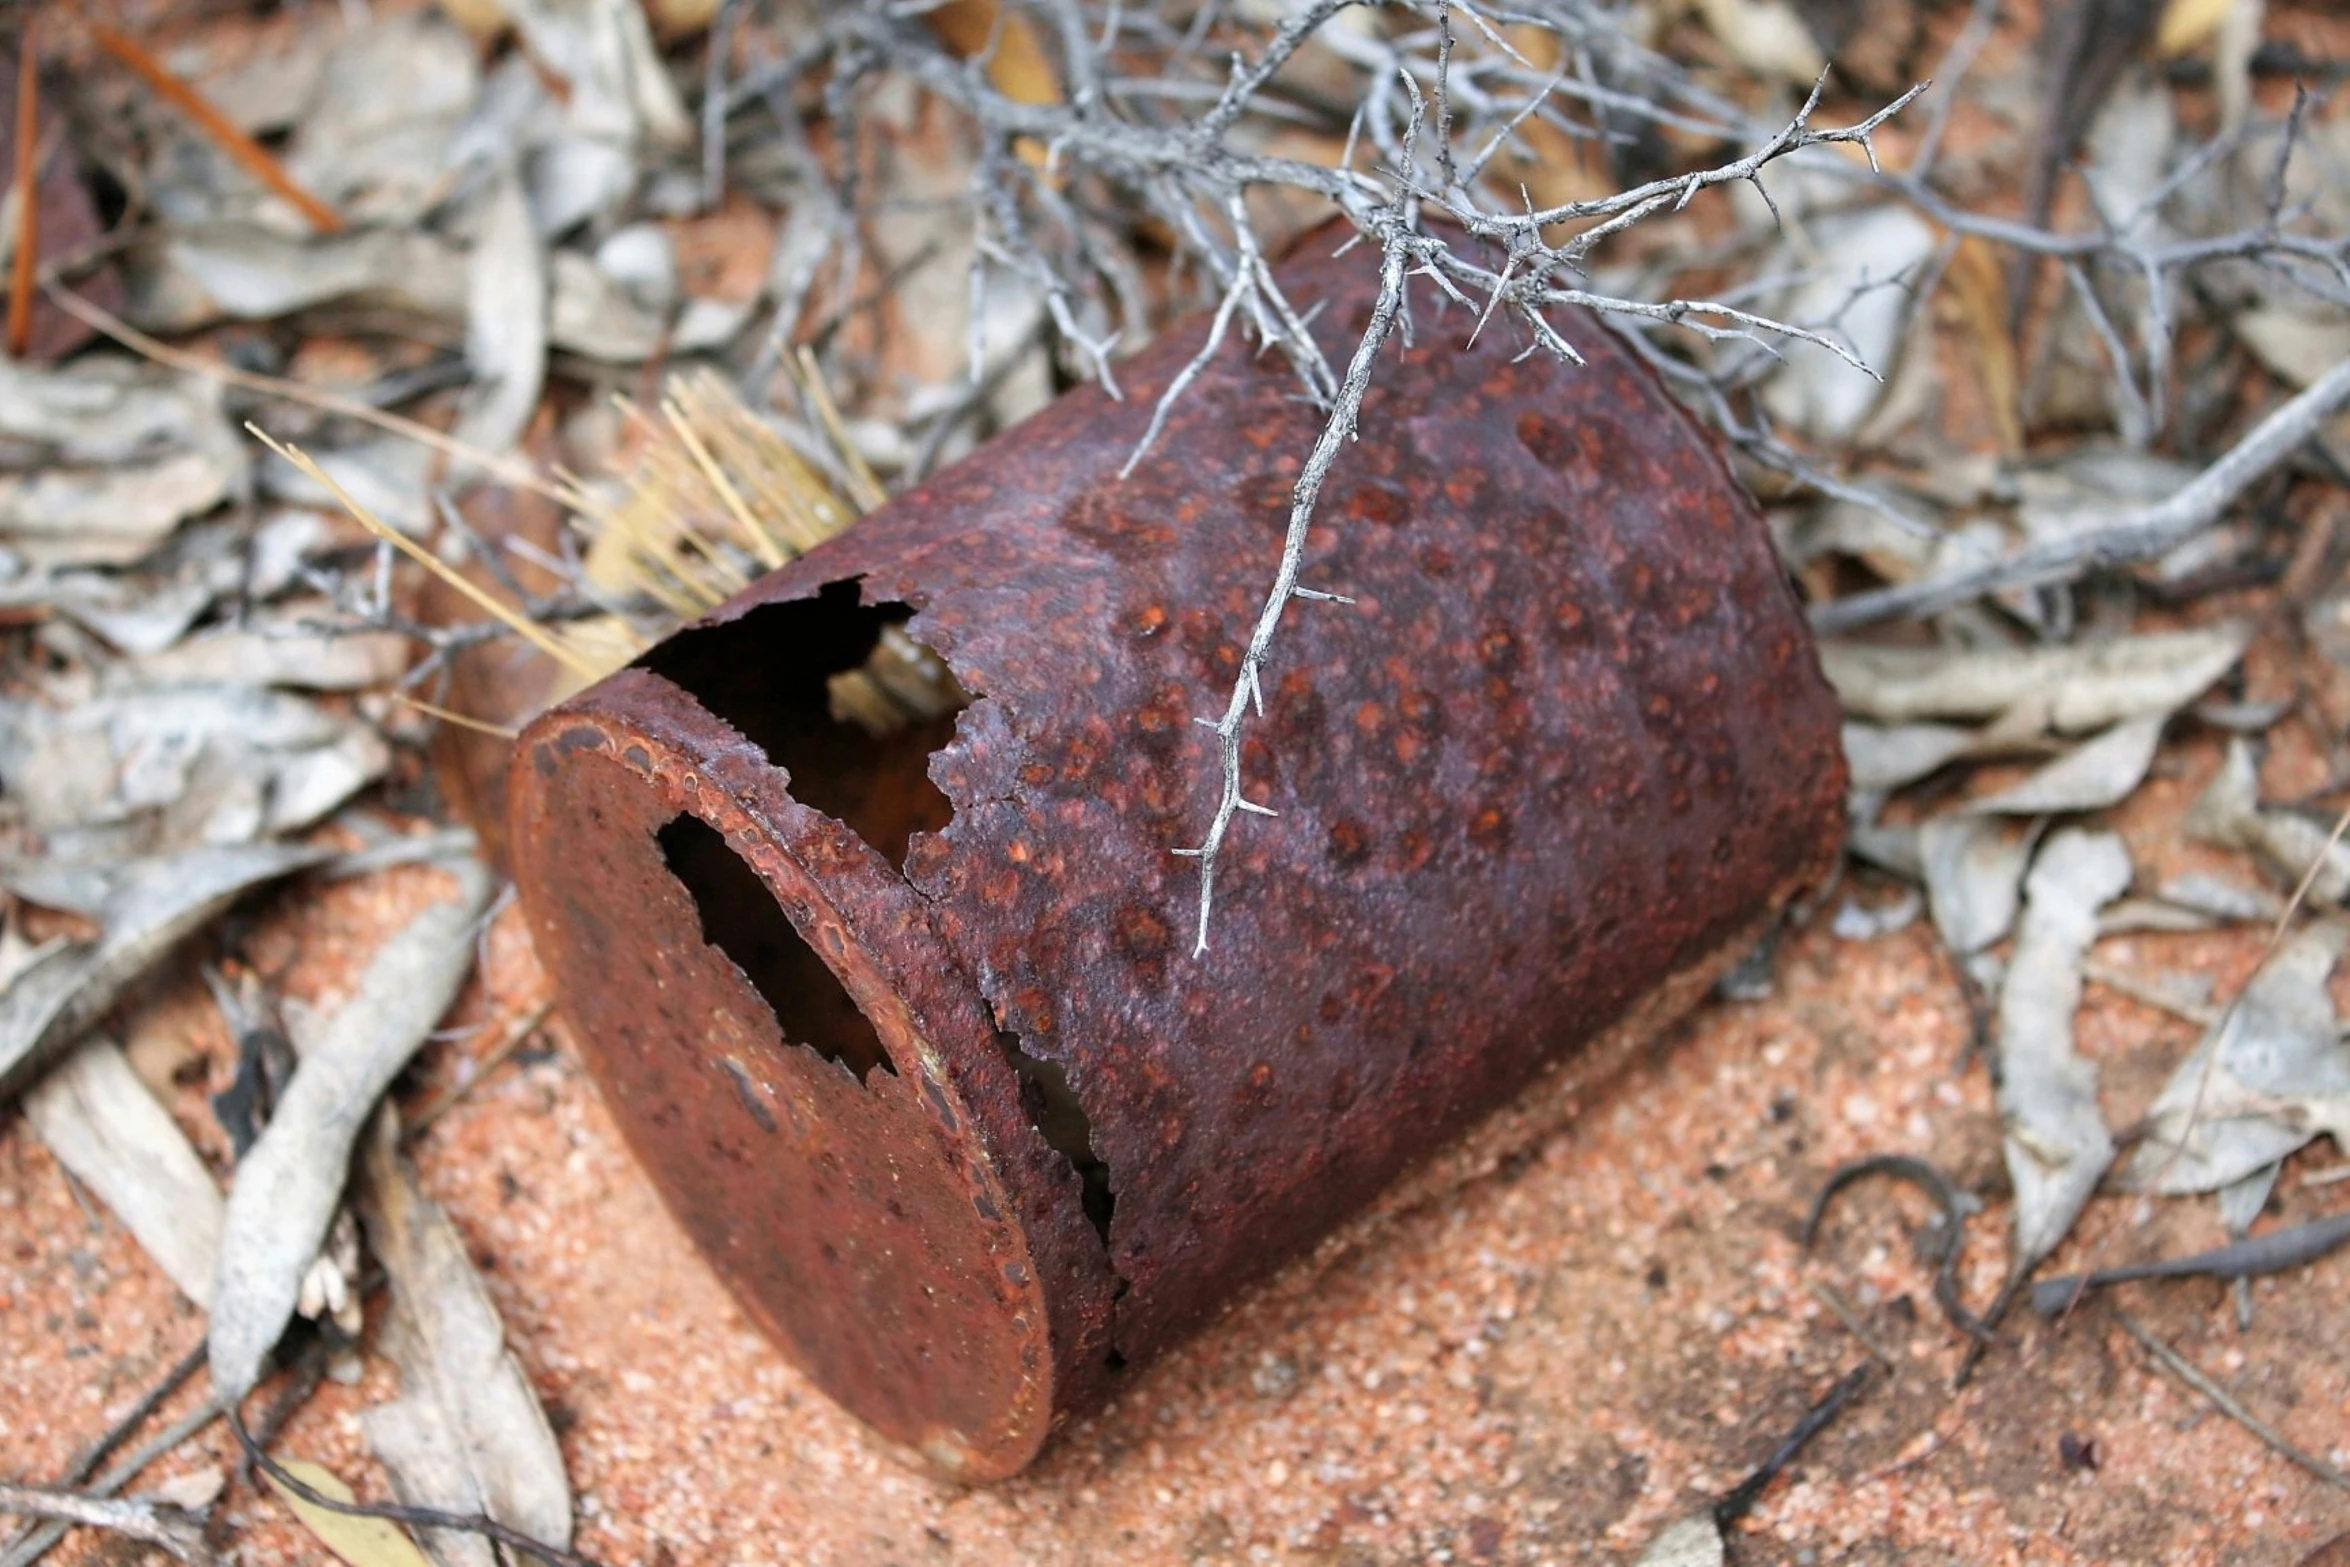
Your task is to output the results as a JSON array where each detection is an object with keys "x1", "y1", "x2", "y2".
[{"x1": 6, "y1": 706, "x2": 2350, "y2": 1565}]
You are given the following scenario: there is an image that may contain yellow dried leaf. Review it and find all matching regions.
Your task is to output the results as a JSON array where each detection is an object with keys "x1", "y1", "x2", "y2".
[
  {"x1": 925, "y1": 0, "x2": 1061, "y2": 166},
  {"x1": 2155, "y1": 0, "x2": 2235, "y2": 56},
  {"x1": 435, "y1": 0, "x2": 508, "y2": 43},
  {"x1": 647, "y1": 0, "x2": 724, "y2": 34},
  {"x1": 266, "y1": 1459, "x2": 435, "y2": 1567},
  {"x1": 1945, "y1": 235, "x2": 2023, "y2": 457},
  {"x1": 926, "y1": 0, "x2": 1061, "y2": 107}
]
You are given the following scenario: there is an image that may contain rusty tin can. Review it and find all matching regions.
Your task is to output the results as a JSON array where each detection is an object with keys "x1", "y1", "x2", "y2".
[{"x1": 509, "y1": 230, "x2": 1847, "y2": 1479}]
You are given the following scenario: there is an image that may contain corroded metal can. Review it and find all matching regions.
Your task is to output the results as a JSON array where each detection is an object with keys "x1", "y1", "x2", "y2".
[{"x1": 509, "y1": 229, "x2": 1846, "y2": 1479}]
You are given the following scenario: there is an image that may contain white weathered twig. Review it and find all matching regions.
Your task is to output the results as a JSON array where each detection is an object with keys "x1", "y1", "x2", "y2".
[{"x1": 1813, "y1": 352, "x2": 2350, "y2": 632}]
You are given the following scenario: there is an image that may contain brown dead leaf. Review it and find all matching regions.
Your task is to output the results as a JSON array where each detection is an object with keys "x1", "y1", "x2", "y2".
[
  {"x1": 1946, "y1": 235, "x2": 2024, "y2": 457},
  {"x1": 2155, "y1": 0, "x2": 2234, "y2": 55},
  {"x1": 927, "y1": 0, "x2": 1062, "y2": 109}
]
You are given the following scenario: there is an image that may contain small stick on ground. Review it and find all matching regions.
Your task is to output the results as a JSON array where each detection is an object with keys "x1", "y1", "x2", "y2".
[
  {"x1": 406, "y1": 999, "x2": 554, "y2": 1138},
  {"x1": 87, "y1": 25, "x2": 341, "y2": 233},
  {"x1": 1714, "y1": 1364, "x2": 1874, "y2": 1528},
  {"x1": 228, "y1": 1410, "x2": 602, "y2": 1567},
  {"x1": 6, "y1": 27, "x2": 38, "y2": 359},
  {"x1": 1804, "y1": 1154, "x2": 1989, "y2": 1340},
  {"x1": 2033, "y1": 1211, "x2": 2350, "y2": 1314},
  {"x1": 2117, "y1": 1311, "x2": 2350, "y2": 1491},
  {"x1": 57, "y1": 1340, "x2": 207, "y2": 1488},
  {"x1": 0, "y1": 1485, "x2": 215, "y2": 1567},
  {"x1": 0, "y1": 1340, "x2": 209, "y2": 1566},
  {"x1": 0, "y1": 1398, "x2": 225, "y2": 1567}
]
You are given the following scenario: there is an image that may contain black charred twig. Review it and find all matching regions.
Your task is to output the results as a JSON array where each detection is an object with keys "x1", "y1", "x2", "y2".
[
  {"x1": 1713, "y1": 1363, "x2": 1874, "y2": 1528},
  {"x1": 1805, "y1": 1153, "x2": 1990, "y2": 1341},
  {"x1": 228, "y1": 1410, "x2": 603, "y2": 1567}
]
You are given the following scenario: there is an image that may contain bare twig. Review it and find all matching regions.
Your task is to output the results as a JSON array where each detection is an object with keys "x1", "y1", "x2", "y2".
[
  {"x1": 88, "y1": 24, "x2": 341, "y2": 233},
  {"x1": 6, "y1": 28, "x2": 38, "y2": 360},
  {"x1": 0, "y1": 1485, "x2": 214, "y2": 1567},
  {"x1": 1813, "y1": 355, "x2": 2350, "y2": 631},
  {"x1": 2033, "y1": 1211, "x2": 2350, "y2": 1314},
  {"x1": 2117, "y1": 1311, "x2": 2350, "y2": 1491}
]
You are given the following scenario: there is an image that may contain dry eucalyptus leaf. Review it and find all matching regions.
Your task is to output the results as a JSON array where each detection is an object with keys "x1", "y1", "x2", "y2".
[
  {"x1": 0, "y1": 358, "x2": 243, "y2": 568},
  {"x1": 1842, "y1": 721, "x2": 1979, "y2": 794},
  {"x1": 450, "y1": 167, "x2": 548, "y2": 468},
  {"x1": 2234, "y1": 305, "x2": 2350, "y2": 392},
  {"x1": 2185, "y1": 740, "x2": 2350, "y2": 903},
  {"x1": 1635, "y1": 1512, "x2": 1726, "y2": 1567},
  {"x1": 1965, "y1": 714, "x2": 2167, "y2": 817},
  {"x1": 126, "y1": 623, "x2": 410, "y2": 692},
  {"x1": 358, "y1": 1114, "x2": 573, "y2": 1566},
  {"x1": 2, "y1": 569, "x2": 220, "y2": 658},
  {"x1": 280, "y1": 12, "x2": 483, "y2": 228},
  {"x1": 210, "y1": 858, "x2": 496, "y2": 1403},
  {"x1": 0, "y1": 841, "x2": 330, "y2": 1103},
  {"x1": 1756, "y1": 204, "x2": 1935, "y2": 443},
  {"x1": 0, "y1": 683, "x2": 391, "y2": 860},
  {"x1": 1820, "y1": 626, "x2": 2248, "y2": 733},
  {"x1": 24, "y1": 1035, "x2": 225, "y2": 1306},
  {"x1": 128, "y1": 228, "x2": 468, "y2": 335},
  {"x1": 1998, "y1": 828, "x2": 2132, "y2": 1269},
  {"x1": 361, "y1": 1403, "x2": 496, "y2": 1567},
  {"x1": 2122, "y1": 922, "x2": 2350, "y2": 1196},
  {"x1": 265, "y1": 1459, "x2": 435, "y2": 1567},
  {"x1": 1920, "y1": 814, "x2": 2040, "y2": 955},
  {"x1": 2158, "y1": 872, "x2": 2281, "y2": 924}
]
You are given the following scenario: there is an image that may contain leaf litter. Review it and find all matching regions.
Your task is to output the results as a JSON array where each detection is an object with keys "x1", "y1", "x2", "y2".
[
  {"x1": 210, "y1": 854, "x2": 495, "y2": 1404},
  {"x1": 1995, "y1": 828, "x2": 2133, "y2": 1272},
  {"x1": 4, "y1": 0, "x2": 2350, "y2": 1558}
]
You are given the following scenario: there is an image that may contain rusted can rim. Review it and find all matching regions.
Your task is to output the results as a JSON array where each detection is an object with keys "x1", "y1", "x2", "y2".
[{"x1": 513, "y1": 669, "x2": 1108, "y2": 1479}]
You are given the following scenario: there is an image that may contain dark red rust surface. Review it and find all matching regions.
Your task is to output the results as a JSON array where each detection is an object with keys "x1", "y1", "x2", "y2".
[{"x1": 510, "y1": 226, "x2": 1849, "y2": 1478}]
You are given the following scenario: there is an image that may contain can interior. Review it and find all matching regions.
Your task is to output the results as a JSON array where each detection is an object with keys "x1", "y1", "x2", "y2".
[{"x1": 640, "y1": 577, "x2": 963, "y2": 869}]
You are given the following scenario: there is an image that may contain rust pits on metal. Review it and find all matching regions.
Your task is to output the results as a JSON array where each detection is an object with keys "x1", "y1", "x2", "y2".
[{"x1": 509, "y1": 224, "x2": 1849, "y2": 1479}]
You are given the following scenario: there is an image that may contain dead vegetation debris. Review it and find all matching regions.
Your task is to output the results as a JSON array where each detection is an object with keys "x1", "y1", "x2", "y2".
[{"x1": 0, "y1": 0, "x2": 2348, "y2": 1560}]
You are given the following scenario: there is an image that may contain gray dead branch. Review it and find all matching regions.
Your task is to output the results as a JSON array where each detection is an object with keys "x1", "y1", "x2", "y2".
[
  {"x1": 0, "y1": 841, "x2": 330, "y2": 1103},
  {"x1": 359, "y1": 1113, "x2": 573, "y2": 1567},
  {"x1": 2032, "y1": 1211, "x2": 2350, "y2": 1314},
  {"x1": 209, "y1": 856, "x2": 497, "y2": 1403},
  {"x1": 1997, "y1": 828, "x2": 2132, "y2": 1271},
  {"x1": 0, "y1": 1483, "x2": 215, "y2": 1567},
  {"x1": 2121, "y1": 922, "x2": 2350, "y2": 1197},
  {"x1": 24, "y1": 1036, "x2": 225, "y2": 1307}
]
